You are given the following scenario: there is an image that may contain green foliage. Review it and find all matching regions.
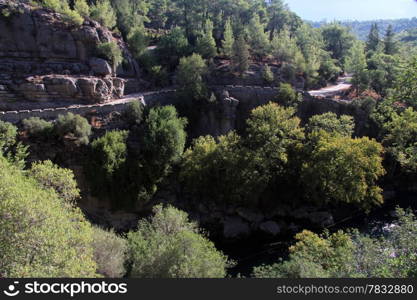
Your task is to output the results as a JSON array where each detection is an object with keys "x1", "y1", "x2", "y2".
[
  {"x1": 40, "y1": 0, "x2": 84, "y2": 26},
  {"x1": 74, "y1": 0, "x2": 89, "y2": 18},
  {"x1": 54, "y1": 113, "x2": 92, "y2": 146},
  {"x1": 393, "y1": 55, "x2": 417, "y2": 108},
  {"x1": 254, "y1": 208, "x2": 417, "y2": 278},
  {"x1": 247, "y1": 14, "x2": 269, "y2": 58},
  {"x1": 276, "y1": 83, "x2": 302, "y2": 108},
  {"x1": 0, "y1": 156, "x2": 97, "y2": 277},
  {"x1": 345, "y1": 41, "x2": 369, "y2": 93},
  {"x1": 232, "y1": 34, "x2": 250, "y2": 74},
  {"x1": 384, "y1": 25, "x2": 397, "y2": 55},
  {"x1": 92, "y1": 226, "x2": 128, "y2": 278},
  {"x1": 222, "y1": 18, "x2": 235, "y2": 58},
  {"x1": 301, "y1": 131, "x2": 385, "y2": 209},
  {"x1": 22, "y1": 117, "x2": 53, "y2": 138},
  {"x1": 321, "y1": 23, "x2": 355, "y2": 64},
  {"x1": 112, "y1": 0, "x2": 149, "y2": 37},
  {"x1": 134, "y1": 106, "x2": 187, "y2": 203},
  {"x1": 367, "y1": 50, "x2": 399, "y2": 96},
  {"x1": 90, "y1": 130, "x2": 129, "y2": 180},
  {"x1": 0, "y1": 120, "x2": 28, "y2": 169},
  {"x1": 196, "y1": 20, "x2": 217, "y2": 59},
  {"x1": 176, "y1": 53, "x2": 207, "y2": 101},
  {"x1": 366, "y1": 23, "x2": 380, "y2": 52},
  {"x1": 127, "y1": 205, "x2": 228, "y2": 278},
  {"x1": 306, "y1": 112, "x2": 355, "y2": 137},
  {"x1": 262, "y1": 65, "x2": 274, "y2": 84},
  {"x1": 383, "y1": 108, "x2": 417, "y2": 172},
  {"x1": 122, "y1": 101, "x2": 144, "y2": 127},
  {"x1": 157, "y1": 27, "x2": 189, "y2": 68},
  {"x1": 96, "y1": 42, "x2": 123, "y2": 68},
  {"x1": 127, "y1": 27, "x2": 149, "y2": 58},
  {"x1": 90, "y1": 0, "x2": 117, "y2": 29},
  {"x1": 29, "y1": 160, "x2": 80, "y2": 204}
]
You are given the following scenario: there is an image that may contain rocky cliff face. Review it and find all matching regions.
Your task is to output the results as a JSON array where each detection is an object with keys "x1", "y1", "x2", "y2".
[{"x1": 0, "y1": 0, "x2": 139, "y2": 108}]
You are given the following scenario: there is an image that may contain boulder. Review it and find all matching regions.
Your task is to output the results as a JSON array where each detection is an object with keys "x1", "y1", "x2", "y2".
[
  {"x1": 89, "y1": 58, "x2": 113, "y2": 76},
  {"x1": 259, "y1": 221, "x2": 281, "y2": 236},
  {"x1": 223, "y1": 216, "x2": 250, "y2": 239},
  {"x1": 43, "y1": 76, "x2": 78, "y2": 96}
]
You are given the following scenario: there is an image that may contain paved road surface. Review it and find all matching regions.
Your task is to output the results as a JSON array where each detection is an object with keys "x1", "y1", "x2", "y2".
[{"x1": 308, "y1": 76, "x2": 352, "y2": 98}]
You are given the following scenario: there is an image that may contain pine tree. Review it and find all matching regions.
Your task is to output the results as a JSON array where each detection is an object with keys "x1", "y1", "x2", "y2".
[
  {"x1": 366, "y1": 23, "x2": 380, "y2": 52},
  {"x1": 247, "y1": 14, "x2": 269, "y2": 58},
  {"x1": 345, "y1": 42, "x2": 368, "y2": 94},
  {"x1": 222, "y1": 18, "x2": 235, "y2": 58},
  {"x1": 384, "y1": 25, "x2": 397, "y2": 55},
  {"x1": 196, "y1": 20, "x2": 217, "y2": 59},
  {"x1": 232, "y1": 35, "x2": 250, "y2": 74}
]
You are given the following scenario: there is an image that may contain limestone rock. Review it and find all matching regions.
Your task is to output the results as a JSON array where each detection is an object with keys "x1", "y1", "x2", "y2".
[
  {"x1": 259, "y1": 221, "x2": 281, "y2": 236},
  {"x1": 89, "y1": 58, "x2": 113, "y2": 76},
  {"x1": 223, "y1": 217, "x2": 250, "y2": 239}
]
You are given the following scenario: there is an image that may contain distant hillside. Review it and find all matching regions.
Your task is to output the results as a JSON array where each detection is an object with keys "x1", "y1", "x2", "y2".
[{"x1": 309, "y1": 18, "x2": 417, "y2": 40}]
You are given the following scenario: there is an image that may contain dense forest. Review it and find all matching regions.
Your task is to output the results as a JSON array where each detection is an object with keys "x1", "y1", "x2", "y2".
[{"x1": 1, "y1": 0, "x2": 417, "y2": 278}]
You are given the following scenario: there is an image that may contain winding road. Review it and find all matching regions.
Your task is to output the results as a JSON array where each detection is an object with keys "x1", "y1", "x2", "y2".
[{"x1": 308, "y1": 76, "x2": 352, "y2": 98}]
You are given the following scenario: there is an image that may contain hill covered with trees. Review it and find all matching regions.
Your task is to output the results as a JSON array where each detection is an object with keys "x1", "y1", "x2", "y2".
[{"x1": 0, "y1": 0, "x2": 417, "y2": 279}]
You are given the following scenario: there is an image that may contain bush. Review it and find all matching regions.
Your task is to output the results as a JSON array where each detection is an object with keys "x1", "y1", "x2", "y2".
[
  {"x1": 276, "y1": 83, "x2": 302, "y2": 108},
  {"x1": 306, "y1": 112, "x2": 355, "y2": 137},
  {"x1": 22, "y1": 117, "x2": 53, "y2": 138},
  {"x1": 0, "y1": 120, "x2": 28, "y2": 169},
  {"x1": 127, "y1": 205, "x2": 228, "y2": 278},
  {"x1": 122, "y1": 101, "x2": 144, "y2": 127},
  {"x1": 176, "y1": 53, "x2": 207, "y2": 101},
  {"x1": 54, "y1": 113, "x2": 92, "y2": 145},
  {"x1": 0, "y1": 156, "x2": 97, "y2": 277},
  {"x1": 74, "y1": 0, "x2": 90, "y2": 18},
  {"x1": 262, "y1": 65, "x2": 274, "y2": 84},
  {"x1": 90, "y1": 0, "x2": 117, "y2": 29},
  {"x1": 96, "y1": 42, "x2": 123, "y2": 68},
  {"x1": 29, "y1": 160, "x2": 80, "y2": 205},
  {"x1": 90, "y1": 130, "x2": 129, "y2": 180},
  {"x1": 92, "y1": 226, "x2": 128, "y2": 278},
  {"x1": 127, "y1": 27, "x2": 149, "y2": 59}
]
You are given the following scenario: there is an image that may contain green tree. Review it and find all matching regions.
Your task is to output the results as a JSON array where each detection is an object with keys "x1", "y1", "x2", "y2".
[
  {"x1": 176, "y1": 53, "x2": 207, "y2": 100},
  {"x1": 122, "y1": 101, "x2": 144, "y2": 127},
  {"x1": 306, "y1": 112, "x2": 355, "y2": 137},
  {"x1": 127, "y1": 205, "x2": 228, "y2": 278},
  {"x1": 366, "y1": 23, "x2": 380, "y2": 52},
  {"x1": 383, "y1": 108, "x2": 417, "y2": 172},
  {"x1": 0, "y1": 120, "x2": 28, "y2": 169},
  {"x1": 262, "y1": 65, "x2": 274, "y2": 84},
  {"x1": 321, "y1": 23, "x2": 355, "y2": 64},
  {"x1": 112, "y1": 0, "x2": 149, "y2": 37},
  {"x1": 247, "y1": 14, "x2": 269, "y2": 58},
  {"x1": 384, "y1": 24, "x2": 397, "y2": 55},
  {"x1": 127, "y1": 27, "x2": 149, "y2": 59},
  {"x1": 90, "y1": 0, "x2": 117, "y2": 29},
  {"x1": 96, "y1": 41, "x2": 123, "y2": 69},
  {"x1": 157, "y1": 27, "x2": 189, "y2": 68},
  {"x1": 196, "y1": 19, "x2": 217, "y2": 59},
  {"x1": 54, "y1": 113, "x2": 92, "y2": 146},
  {"x1": 22, "y1": 117, "x2": 53, "y2": 138},
  {"x1": 90, "y1": 130, "x2": 129, "y2": 181},
  {"x1": 92, "y1": 226, "x2": 128, "y2": 278},
  {"x1": 135, "y1": 106, "x2": 187, "y2": 202},
  {"x1": 29, "y1": 160, "x2": 80, "y2": 204},
  {"x1": 74, "y1": 0, "x2": 90, "y2": 18},
  {"x1": 275, "y1": 83, "x2": 302, "y2": 108},
  {"x1": 0, "y1": 156, "x2": 97, "y2": 277},
  {"x1": 393, "y1": 55, "x2": 417, "y2": 108},
  {"x1": 232, "y1": 34, "x2": 250, "y2": 74},
  {"x1": 345, "y1": 41, "x2": 369, "y2": 93},
  {"x1": 221, "y1": 18, "x2": 235, "y2": 58},
  {"x1": 301, "y1": 131, "x2": 385, "y2": 209}
]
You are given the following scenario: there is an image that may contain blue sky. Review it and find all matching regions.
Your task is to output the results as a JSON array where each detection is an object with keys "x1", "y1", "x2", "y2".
[{"x1": 284, "y1": 0, "x2": 417, "y2": 21}]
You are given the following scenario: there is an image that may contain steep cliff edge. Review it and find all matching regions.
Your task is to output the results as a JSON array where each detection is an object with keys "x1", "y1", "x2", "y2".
[{"x1": 0, "y1": 0, "x2": 140, "y2": 108}]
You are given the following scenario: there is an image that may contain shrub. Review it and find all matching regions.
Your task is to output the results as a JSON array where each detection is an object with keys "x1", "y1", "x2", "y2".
[
  {"x1": 0, "y1": 120, "x2": 28, "y2": 169},
  {"x1": 96, "y1": 42, "x2": 123, "y2": 68},
  {"x1": 29, "y1": 160, "x2": 80, "y2": 205},
  {"x1": 90, "y1": 130, "x2": 129, "y2": 179},
  {"x1": 74, "y1": 0, "x2": 90, "y2": 18},
  {"x1": 0, "y1": 156, "x2": 97, "y2": 277},
  {"x1": 276, "y1": 83, "x2": 302, "y2": 108},
  {"x1": 306, "y1": 112, "x2": 355, "y2": 137},
  {"x1": 90, "y1": 0, "x2": 117, "y2": 29},
  {"x1": 127, "y1": 27, "x2": 149, "y2": 59},
  {"x1": 122, "y1": 102, "x2": 144, "y2": 127},
  {"x1": 92, "y1": 226, "x2": 128, "y2": 278},
  {"x1": 22, "y1": 117, "x2": 53, "y2": 138},
  {"x1": 262, "y1": 65, "x2": 274, "y2": 84},
  {"x1": 176, "y1": 53, "x2": 207, "y2": 101},
  {"x1": 54, "y1": 113, "x2": 92, "y2": 145},
  {"x1": 127, "y1": 205, "x2": 228, "y2": 278}
]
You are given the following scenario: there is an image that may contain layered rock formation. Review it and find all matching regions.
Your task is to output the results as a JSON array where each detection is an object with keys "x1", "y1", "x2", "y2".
[{"x1": 0, "y1": 0, "x2": 139, "y2": 108}]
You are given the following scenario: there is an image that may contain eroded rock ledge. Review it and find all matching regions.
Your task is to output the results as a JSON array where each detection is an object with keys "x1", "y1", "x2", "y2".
[{"x1": 0, "y1": 0, "x2": 139, "y2": 105}]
